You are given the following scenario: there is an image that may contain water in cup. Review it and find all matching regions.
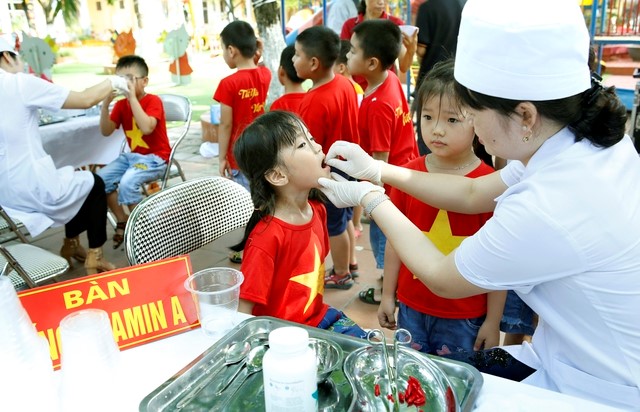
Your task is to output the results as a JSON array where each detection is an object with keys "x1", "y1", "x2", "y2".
[{"x1": 184, "y1": 268, "x2": 244, "y2": 338}]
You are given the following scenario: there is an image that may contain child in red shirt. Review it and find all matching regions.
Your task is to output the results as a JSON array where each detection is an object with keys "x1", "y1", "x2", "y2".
[
  {"x1": 232, "y1": 111, "x2": 367, "y2": 338},
  {"x1": 348, "y1": 20, "x2": 418, "y2": 298},
  {"x1": 99, "y1": 55, "x2": 171, "y2": 249},
  {"x1": 214, "y1": 20, "x2": 271, "y2": 190},
  {"x1": 293, "y1": 26, "x2": 360, "y2": 289},
  {"x1": 270, "y1": 45, "x2": 305, "y2": 115},
  {"x1": 378, "y1": 60, "x2": 506, "y2": 355}
]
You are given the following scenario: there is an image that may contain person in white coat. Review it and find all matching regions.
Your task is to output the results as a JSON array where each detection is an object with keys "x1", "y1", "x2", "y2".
[
  {"x1": 317, "y1": 0, "x2": 640, "y2": 409},
  {"x1": 0, "y1": 38, "x2": 128, "y2": 276}
]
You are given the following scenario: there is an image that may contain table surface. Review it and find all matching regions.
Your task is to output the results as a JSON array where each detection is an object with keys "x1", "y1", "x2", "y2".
[
  {"x1": 51, "y1": 313, "x2": 623, "y2": 412},
  {"x1": 39, "y1": 114, "x2": 124, "y2": 169}
]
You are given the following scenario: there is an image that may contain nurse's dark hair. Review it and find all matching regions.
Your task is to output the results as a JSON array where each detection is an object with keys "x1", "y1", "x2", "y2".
[
  {"x1": 230, "y1": 111, "x2": 324, "y2": 251},
  {"x1": 454, "y1": 52, "x2": 627, "y2": 148}
]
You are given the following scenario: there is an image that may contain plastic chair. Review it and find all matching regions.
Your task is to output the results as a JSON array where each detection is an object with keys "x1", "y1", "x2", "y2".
[
  {"x1": 158, "y1": 93, "x2": 192, "y2": 190},
  {"x1": 124, "y1": 177, "x2": 253, "y2": 265}
]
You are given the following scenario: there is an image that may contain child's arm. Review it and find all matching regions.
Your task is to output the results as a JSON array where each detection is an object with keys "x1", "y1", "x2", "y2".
[
  {"x1": 127, "y1": 89, "x2": 158, "y2": 135},
  {"x1": 100, "y1": 91, "x2": 117, "y2": 136},
  {"x1": 398, "y1": 30, "x2": 418, "y2": 74},
  {"x1": 217, "y1": 103, "x2": 233, "y2": 178},
  {"x1": 473, "y1": 290, "x2": 507, "y2": 350},
  {"x1": 238, "y1": 298, "x2": 255, "y2": 315},
  {"x1": 378, "y1": 241, "x2": 401, "y2": 329}
]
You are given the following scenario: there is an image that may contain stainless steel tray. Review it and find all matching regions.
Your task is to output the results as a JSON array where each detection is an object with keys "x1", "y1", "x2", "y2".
[{"x1": 139, "y1": 316, "x2": 483, "y2": 411}]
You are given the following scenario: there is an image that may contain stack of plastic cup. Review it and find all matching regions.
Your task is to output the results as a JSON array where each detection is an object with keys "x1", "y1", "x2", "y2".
[
  {"x1": 0, "y1": 276, "x2": 60, "y2": 411},
  {"x1": 59, "y1": 309, "x2": 123, "y2": 412}
]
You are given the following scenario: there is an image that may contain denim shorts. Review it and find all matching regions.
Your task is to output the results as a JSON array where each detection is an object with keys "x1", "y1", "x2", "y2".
[
  {"x1": 97, "y1": 153, "x2": 166, "y2": 205},
  {"x1": 325, "y1": 200, "x2": 353, "y2": 236},
  {"x1": 500, "y1": 290, "x2": 535, "y2": 335},
  {"x1": 369, "y1": 220, "x2": 386, "y2": 269},
  {"x1": 317, "y1": 307, "x2": 367, "y2": 339},
  {"x1": 397, "y1": 302, "x2": 485, "y2": 355}
]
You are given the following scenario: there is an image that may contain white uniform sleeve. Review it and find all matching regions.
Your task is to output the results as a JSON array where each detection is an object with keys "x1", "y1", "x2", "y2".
[
  {"x1": 500, "y1": 160, "x2": 525, "y2": 187},
  {"x1": 17, "y1": 73, "x2": 69, "y2": 112},
  {"x1": 454, "y1": 193, "x2": 589, "y2": 293}
]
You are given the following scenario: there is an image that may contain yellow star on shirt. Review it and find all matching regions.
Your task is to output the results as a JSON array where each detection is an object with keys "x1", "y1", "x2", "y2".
[
  {"x1": 125, "y1": 119, "x2": 149, "y2": 151},
  {"x1": 416, "y1": 210, "x2": 467, "y2": 279},
  {"x1": 290, "y1": 245, "x2": 325, "y2": 314}
]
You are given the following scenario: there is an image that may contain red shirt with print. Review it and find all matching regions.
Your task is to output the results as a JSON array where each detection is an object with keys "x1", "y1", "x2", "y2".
[
  {"x1": 359, "y1": 71, "x2": 417, "y2": 193},
  {"x1": 390, "y1": 157, "x2": 494, "y2": 319},
  {"x1": 213, "y1": 66, "x2": 272, "y2": 169},
  {"x1": 110, "y1": 94, "x2": 171, "y2": 162},
  {"x1": 240, "y1": 201, "x2": 330, "y2": 327}
]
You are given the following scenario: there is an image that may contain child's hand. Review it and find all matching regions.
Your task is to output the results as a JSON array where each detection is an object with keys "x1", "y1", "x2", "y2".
[
  {"x1": 219, "y1": 158, "x2": 232, "y2": 179},
  {"x1": 474, "y1": 320, "x2": 500, "y2": 351},
  {"x1": 401, "y1": 30, "x2": 418, "y2": 55},
  {"x1": 253, "y1": 38, "x2": 264, "y2": 65},
  {"x1": 377, "y1": 298, "x2": 397, "y2": 329},
  {"x1": 108, "y1": 75, "x2": 128, "y2": 95}
]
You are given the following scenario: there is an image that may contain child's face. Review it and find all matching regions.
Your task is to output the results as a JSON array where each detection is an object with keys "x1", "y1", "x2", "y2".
[
  {"x1": 279, "y1": 126, "x2": 331, "y2": 189},
  {"x1": 346, "y1": 35, "x2": 368, "y2": 77},
  {"x1": 292, "y1": 42, "x2": 312, "y2": 80},
  {"x1": 115, "y1": 66, "x2": 148, "y2": 98},
  {"x1": 421, "y1": 94, "x2": 475, "y2": 159}
]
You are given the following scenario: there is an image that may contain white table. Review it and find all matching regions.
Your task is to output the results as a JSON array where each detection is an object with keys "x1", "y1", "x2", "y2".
[
  {"x1": 50, "y1": 312, "x2": 623, "y2": 412},
  {"x1": 40, "y1": 115, "x2": 124, "y2": 169}
]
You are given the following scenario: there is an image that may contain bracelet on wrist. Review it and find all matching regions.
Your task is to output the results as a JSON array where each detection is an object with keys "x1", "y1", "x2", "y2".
[{"x1": 364, "y1": 193, "x2": 390, "y2": 220}]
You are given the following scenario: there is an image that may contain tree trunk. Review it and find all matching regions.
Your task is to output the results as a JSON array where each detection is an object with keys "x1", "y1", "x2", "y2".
[{"x1": 253, "y1": 0, "x2": 285, "y2": 106}]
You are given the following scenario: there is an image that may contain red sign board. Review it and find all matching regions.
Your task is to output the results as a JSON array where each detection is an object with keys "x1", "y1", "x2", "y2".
[{"x1": 18, "y1": 255, "x2": 199, "y2": 369}]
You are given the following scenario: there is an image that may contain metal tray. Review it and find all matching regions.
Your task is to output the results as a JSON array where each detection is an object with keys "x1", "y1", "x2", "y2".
[{"x1": 139, "y1": 316, "x2": 483, "y2": 411}]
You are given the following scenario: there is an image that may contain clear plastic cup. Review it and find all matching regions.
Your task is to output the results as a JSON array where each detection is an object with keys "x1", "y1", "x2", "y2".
[
  {"x1": 59, "y1": 309, "x2": 122, "y2": 412},
  {"x1": 184, "y1": 268, "x2": 244, "y2": 338}
]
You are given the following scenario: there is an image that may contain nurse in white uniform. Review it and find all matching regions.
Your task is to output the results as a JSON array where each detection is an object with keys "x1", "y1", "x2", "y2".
[
  {"x1": 317, "y1": 0, "x2": 640, "y2": 409},
  {"x1": 0, "y1": 38, "x2": 127, "y2": 276}
]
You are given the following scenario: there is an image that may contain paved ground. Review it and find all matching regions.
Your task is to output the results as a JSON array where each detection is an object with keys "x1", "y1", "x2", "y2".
[{"x1": 27, "y1": 118, "x2": 386, "y2": 333}]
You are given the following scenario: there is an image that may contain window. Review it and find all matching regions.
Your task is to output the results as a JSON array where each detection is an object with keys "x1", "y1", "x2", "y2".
[
  {"x1": 119, "y1": 0, "x2": 124, "y2": 9},
  {"x1": 96, "y1": 1, "x2": 102, "y2": 11},
  {"x1": 203, "y1": 0, "x2": 208, "y2": 24}
]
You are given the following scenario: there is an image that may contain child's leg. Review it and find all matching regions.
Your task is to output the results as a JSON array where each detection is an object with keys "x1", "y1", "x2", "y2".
[
  {"x1": 397, "y1": 302, "x2": 431, "y2": 353},
  {"x1": 117, "y1": 154, "x2": 166, "y2": 206},
  {"x1": 353, "y1": 205, "x2": 364, "y2": 233},
  {"x1": 324, "y1": 201, "x2": 354, "y2": 289},
  {"x1": 368, "y1": 220, "x2": 386, "y2": 270},
  {"x1": 500, "y1": 290, "x2": 536, "y2": 345},
  {"x1": 97, "y1": 154, "x2": 130, "y2": 195}
]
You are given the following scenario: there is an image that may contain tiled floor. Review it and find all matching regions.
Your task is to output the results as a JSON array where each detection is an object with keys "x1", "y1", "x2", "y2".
[{"x1": 26, "y1": 121, "x2": 387, "y2": 334}]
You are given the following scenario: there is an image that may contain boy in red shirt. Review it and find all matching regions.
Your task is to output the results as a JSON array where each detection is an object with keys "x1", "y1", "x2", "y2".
[
  {"x1": 270, "y1": 45, "x2": 305, "y2": 115},
  {"x1": 99, "y1": 55, "x2": 171, "y2": 249},
  {"x1": 293, "y1": 26, "x2": 360, "y2": 289},
  {"x1": 214, "y1": 20, "x2": 271, "y2": 190},
  {"x1": 347, "y1": 20, "x2": 418, "y2": 300}
]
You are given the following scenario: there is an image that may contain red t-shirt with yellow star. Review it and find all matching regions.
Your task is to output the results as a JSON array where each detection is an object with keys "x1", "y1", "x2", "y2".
[
  {"x1": 390, "y1": 157, "x2": 494, "y2": 318},
  {"x1": 110, "y1": 94, "x2": 171, "y2": 162},
  {"x1": 213, "y1": 66, "x2": 272, "y2": 170},
  {"x1": 239, "y1": 200, "x2": 330, "y2": 327}
]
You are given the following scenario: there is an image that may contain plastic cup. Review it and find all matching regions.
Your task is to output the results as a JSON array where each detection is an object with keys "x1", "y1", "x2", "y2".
[
  {"x1": 184, "y1": 268, "x2": 244, "y2": 338},
  {"x1": 59, "y1": 309, "x2": 121, "y2": 412}
]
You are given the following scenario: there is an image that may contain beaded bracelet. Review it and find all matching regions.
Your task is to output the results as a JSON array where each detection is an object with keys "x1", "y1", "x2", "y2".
[{"x1": 364, "y1": 193, "x2": 390, "y2": 220}]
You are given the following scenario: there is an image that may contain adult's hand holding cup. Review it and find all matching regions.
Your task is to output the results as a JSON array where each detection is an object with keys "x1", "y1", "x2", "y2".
[
  {"x1": 184, "y1": 268, "x2": 244, "y2": 338},
  {"x1": 325, "y1": 141, "x2": 383, "y2": 185},
  {"x1": 318, "y1": 173, "x2": 385, "y2": 208}
]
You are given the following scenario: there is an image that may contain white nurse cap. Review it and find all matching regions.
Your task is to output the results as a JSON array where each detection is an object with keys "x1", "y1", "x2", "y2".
[
  {"x1": 454, "y1": 0, "x2": 591, "y2": 101},
  {"x1": 0, "y1": 37, "x2": 16, "y2": 54}
]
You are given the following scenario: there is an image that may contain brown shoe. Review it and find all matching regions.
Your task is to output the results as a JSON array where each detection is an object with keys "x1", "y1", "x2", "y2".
[
  {"x1": 60, "y1": 236, "x2": 87, "y2": 265},
  {"x1": 84, "y1": 248, "x2": 116, "y2": 275}
]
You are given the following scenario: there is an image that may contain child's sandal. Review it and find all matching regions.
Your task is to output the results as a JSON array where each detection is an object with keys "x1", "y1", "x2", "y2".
[
  {"x1": 113, "y1": 221, "x2": 126, "y2": 249},
  {"x1": 324, "y1": 269, "x2": 354, "y2": 290}
]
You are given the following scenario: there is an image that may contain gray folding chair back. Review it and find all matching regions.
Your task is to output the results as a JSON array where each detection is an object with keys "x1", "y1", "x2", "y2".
[
  {"x1": 124, "y1": 177, "x2": 253, "y2": 265},
  {"x1": 0, "y1": 244, "x2": 69, "y2": 290},
  {"x1": 158, "y1": 93, "x2": 192, "y2": 190}
]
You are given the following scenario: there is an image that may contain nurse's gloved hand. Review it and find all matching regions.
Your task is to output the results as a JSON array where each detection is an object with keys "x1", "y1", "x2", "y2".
[
  {"x1": 108, "y1": 76, "x2": 129, "y2": 95},
  {"x1": 324, "y1": 141, "x2": 383, "y2": 185},
  {"x1": 318, "y1": 173, "x2": 384, "y2": 208}
]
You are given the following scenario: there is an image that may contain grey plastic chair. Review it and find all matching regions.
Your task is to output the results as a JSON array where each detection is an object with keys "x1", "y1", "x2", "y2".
[
  {"x1": 158, "y1": 93, "x2": 192, "y2": 190},
  {"x1": 124, "y1": 177, "x2": 253, "y2": 265}
]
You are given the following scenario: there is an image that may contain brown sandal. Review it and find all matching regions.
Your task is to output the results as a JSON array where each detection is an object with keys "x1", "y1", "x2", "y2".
[{"x1": 113, "y1": 221, "x2": 126, "y2": 249}]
